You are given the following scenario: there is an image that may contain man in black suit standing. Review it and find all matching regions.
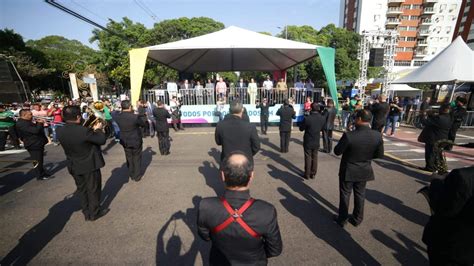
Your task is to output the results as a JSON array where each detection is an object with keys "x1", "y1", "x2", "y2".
[
  {"x1": 299, "y1": 103, "x2": 326, "y2": 179},
  {"x1": 334, "y1": 109, "x2": 384, "y2": 227},
  {"x1": 276, "y1": 100, "x2": 295, "y2": 153},
  {"x1": 114, "y1": 100, "x2": 146, "y2": 181},
  {"x1": 215, "y1": 100, "x2": 260, "y2": 164},
  {"x1": 370, "y1": 94, "x2": 390, "y2": 132},
  {"x1": 418, "y1": 104, "x2": 452, "y2": 172},
  {"x1": 153, "y1": 101, "x2": 171, "y2": 155},
  {"x1": 15, "y1": 109, "x2": 50, "y2": 180},
  {"x1": 256, "y1": 98, "x2": 275, "y2": 135},
  {"x1": 57, "y1": 106, "x2": 109, "y2": 221},
  {"x1": 322, "y1": 99, "x2": 337, "y2": 153},
  {"x1": 197, "y1": 152, "x2": 282, "y2": 265}
]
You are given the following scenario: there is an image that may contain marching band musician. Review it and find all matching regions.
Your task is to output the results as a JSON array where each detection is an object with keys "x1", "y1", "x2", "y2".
[
  {"x1": 114, "y1": 100, "x2": 146, "y2": 182},
  {"x1": 57, "y1": 106, "x2": 109, "y2": 221},
  {"x1": 153, "y1": 100, "x2": 172, "y2": 155},
  {"x1": 15, "y1": 109, "x2": 51, "y2": 180},
  {"x1": 0, "y1": 104, "x2": 20, "y2": 151}
]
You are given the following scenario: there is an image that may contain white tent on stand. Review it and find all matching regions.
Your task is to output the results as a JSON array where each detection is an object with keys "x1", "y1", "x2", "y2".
[
  {"x1": 392, "y1": 36, "x2": 474, "y2": 101},
  {"x1": 371, "y1": 84, "x2": 423, "y2": 99}
]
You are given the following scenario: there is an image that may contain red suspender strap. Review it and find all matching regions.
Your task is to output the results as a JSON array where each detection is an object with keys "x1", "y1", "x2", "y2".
[{"x1": 211, "y1": 197, "x2": 261, "y2": 238}]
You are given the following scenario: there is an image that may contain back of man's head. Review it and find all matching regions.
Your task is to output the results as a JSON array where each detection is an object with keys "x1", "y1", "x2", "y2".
[
  {"x1": 355, "y1": 109, "x2": 372, "y2": 123},
  {"x1": 311, "y1": 102, "x2": 320, "y2": 112},
  {"x1": 222, "y1": 152, "x2": 253, "y2": 188},
  {"x1": 229, "y1": 100, "x2": 243, "y2": 115},
  {"x1": 439, "y1": 104, "x2": 450, "y2": 114},
  {"x1": 62, "y1": 105, "x2": 81, "y2": 121},
  {"x1": 283, "y1": 99, "x2": 289, "y2": 106},
  {"x1": 121, "y1": 100, "x2": 131, "y2": 110},
  {"x1": 379, "y1": 94, "x2": 387, "y2": 102}
]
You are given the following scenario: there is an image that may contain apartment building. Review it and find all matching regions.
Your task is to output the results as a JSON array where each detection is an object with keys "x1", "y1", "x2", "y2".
[
  {"x1": 340, "y1": 0, "x2": 461, "y2": 68},
  {"x1": 453, "y1": 0, "x2": 474, "y2": 49}
]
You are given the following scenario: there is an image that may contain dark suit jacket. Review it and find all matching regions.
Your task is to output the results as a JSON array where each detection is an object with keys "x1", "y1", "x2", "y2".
[
  {"x1": 153, "y1": 107, "x2": 171, "y2": 132},
  {"x1": 57, "y1": 123, "x2": 106, "y2": 176},
  {"x1": 276, "y1": 105, "x2": 295, "y2": 132},
  {"x1": 198, "y1": 190, "x2": 283, "y2": 265},
  {"x1": 371, "y1": 102, "x2": 390, "y2": 127},
  {"x1": 299, "y1": 111, "x2": 326, "y2": 149},
  {"x1": 334, "y1": 125, "x2": 384, "y2": 182},
  {"x1": 322, "y1": 107, "x2": 337, "y2": 130},
  {"x1": 242, "y1": 107, "x2": 250, "y2": 123},
  {"x1": 114, "y1": 111, "x2": 145, "y2": 148},
  {"x1": 15, "y1": 119, "x2": 47, "y2": 150},
  {"x1": 215, "y1": 115, "x2": 260, "y2": 162},
  {"x1": 419, "y1": 113, "x2": 452, "y2": 144},
  {"x1": 451, "y1": 106, "x2": 467, "y2": 129},
  {"x1": 423, "y1": 166, "x2": 474, "y2": 265},
  {"x1": 256, "y1": 102, "x2": 275, "y2": 117}
]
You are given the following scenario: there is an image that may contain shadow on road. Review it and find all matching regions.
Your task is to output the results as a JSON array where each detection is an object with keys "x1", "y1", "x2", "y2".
[
  {"x1": 290, "y1": 137, "x2": 304, "y2": 146},
  {"x1": 101, "y1": 163, "x2": 129, "y2": 209},
  {"x1": 142, "y1": 147, "x2": 156, "y2": 177},
  {"x1": 156, "y1": 196, "x2": 209, "y2": 265},
  {"x1": 366, "y1": 189, "x2": 429, "y2": 227},
  {"x1": 0, "y1": 193, "x2": 80, "y2": 265},
  {"x1": 102, "y1": 139, "x2": 118, "y2": 155},
  {"x1": 261, "y1": 148, "x2": 304, "y2": 177},
  {"x1": 374, "y1": 158, "x2": 431, "y2": 185},
  {"x1": 208, "y1": 147, "x2": 220, "y2": 164},
  {"x1": 260, "y1": 137, "x2": 280, "y2": 152},
  {"x1": 371, "y1": 229, "x2": 427, "y2": 264},
  {"x1": 198, "y1": 160, "x2": 224, "y2": 197},
  {"x1": 1, "y1": 162, "x2": 133, "y2": 264}
]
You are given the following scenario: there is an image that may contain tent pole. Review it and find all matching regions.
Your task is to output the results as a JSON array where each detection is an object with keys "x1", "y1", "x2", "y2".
[{"x1": 449, "y1": 82, "x2": 464, "y2": 102}]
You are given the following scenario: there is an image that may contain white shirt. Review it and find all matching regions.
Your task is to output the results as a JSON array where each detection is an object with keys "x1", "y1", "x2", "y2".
[
  {"x1": 263, "y1": 80, "x2": 273, "y2": 90},
  {"x1": 167, "y1": 82, "x2": 178, "y2": 92}
]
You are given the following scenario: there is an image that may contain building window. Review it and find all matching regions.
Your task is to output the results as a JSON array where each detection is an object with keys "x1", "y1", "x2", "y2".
[
  {"x1": 406, "y1": 37, "x2": 415, "y2": 41},
  {"x1": 410, "y1": 16, "x2": 419, "y2": 20},
  {"x1": 408, "y1": 26, "x2": 417, "y2": 31},
  {"x1": 439, "y1": 4, "x2": 447, "y2": 12},
  {"x1": 446, "y1": 26, "x2": 451, "y2": 33},
  {"x1": 402, "y1": 4, "x2": 410, "y2": 10},
  {"x1": 435, "y1": 16, "x2": 444, "y2": 22},
  {"x1": 401, "y1": 15, "x2": 409, "y2": 20},
  {"x1": 449, "y1": 4, "x2": 457, "y2": 12},
  {"x1": 374, "y1": 15, "x2": 381, "y2": 22}
]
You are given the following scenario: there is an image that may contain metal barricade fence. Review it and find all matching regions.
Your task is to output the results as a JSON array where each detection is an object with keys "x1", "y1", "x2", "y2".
[
  {"x1": 461, "y1": 111, "x2": 474, "y2": 128},
  {"x1": 143, "y1": 87, "x2": 320, "y2": 106}
]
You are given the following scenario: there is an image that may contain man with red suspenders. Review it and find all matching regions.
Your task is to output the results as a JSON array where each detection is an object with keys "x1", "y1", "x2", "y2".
[{"x1": 197, "y1": 152, "x2": 282, "y2": 265}]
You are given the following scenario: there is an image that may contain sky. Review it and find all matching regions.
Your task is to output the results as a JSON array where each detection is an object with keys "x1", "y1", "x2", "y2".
[{"x1": 1, "y1": 0, "x2": 340, "y2": 49}]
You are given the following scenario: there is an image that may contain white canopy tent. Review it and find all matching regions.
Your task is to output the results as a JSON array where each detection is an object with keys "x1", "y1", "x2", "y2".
[
  {"x1": 371, "y1": 84, "x2": 422, "y2": 99},
  {"x1": 129, "y1": 26, "x2": 337, "y2": 105},
  {"x1": 392, "y1": 36, "x2": 474, "y2": 84}
]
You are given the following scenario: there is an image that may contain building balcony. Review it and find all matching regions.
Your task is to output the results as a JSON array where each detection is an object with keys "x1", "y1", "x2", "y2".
[
  {"x1": 388, "y1": 0, "x2": 404, "y2": 3},
  {"x1": 423, "y1": 0, "x2": 438, "y2": 3},
  {"x1": 414, "y1": 52, "x2": 427, "y2": 58},
  {"x1": 417, "y1": 30, "x2": 430, "y2": 36},
  {"x1": 387, "y1": 7, "x2": 403, "y2": 15},
  {"x1": 421, "y1": 19, "x2": 433, "y2": 25},
  {"x1": 417, "y1": 41, "x2": 428, "y2": 46},
  {"x1": 386, "y1": 19, "x2": 401, "y2": 25},
  {"x1": 422, "y1": 7, "x2": 435, "y2": 14}
]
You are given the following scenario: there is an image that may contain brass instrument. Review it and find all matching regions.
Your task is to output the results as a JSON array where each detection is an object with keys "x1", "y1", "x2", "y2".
[
  {"x1": 83, "y1": 101, "x2": 106, "y2": 129},
  {"x1": 0, "y1": 159, "x2": 38, "y2": 172}
]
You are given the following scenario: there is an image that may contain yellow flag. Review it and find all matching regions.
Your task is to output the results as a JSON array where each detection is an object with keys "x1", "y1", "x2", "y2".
[{"x1": 129, "y1": 48, "x2": 149, "y2": 106}]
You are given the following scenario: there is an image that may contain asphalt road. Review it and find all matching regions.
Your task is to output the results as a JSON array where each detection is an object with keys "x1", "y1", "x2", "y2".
[{"x1": 1, "y1": 125, "x2": 465, "y2": 265}]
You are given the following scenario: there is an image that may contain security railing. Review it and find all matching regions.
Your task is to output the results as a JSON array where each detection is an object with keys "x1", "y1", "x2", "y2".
[{"x1": 143, "y1": 87, "x2": 323, "y2": 106}]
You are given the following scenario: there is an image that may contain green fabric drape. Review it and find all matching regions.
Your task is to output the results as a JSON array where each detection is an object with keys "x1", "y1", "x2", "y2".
[{"x1": 316, "y1": 47, "x2": 338, "y2": 112}]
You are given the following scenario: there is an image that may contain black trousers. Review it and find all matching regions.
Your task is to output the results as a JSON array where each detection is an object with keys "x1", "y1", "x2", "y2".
[
  {"x1": 260, "y1": 115, "x2": 269, "y2": 134},
  {"x1": 0, "y1": 126, "x2": 20, "y2": 150},
  {"x1": 338, "y1": 178, "x2": 367, "y2": 224},
  {"x1": 372, "y1": 122, "x2": 385, "y2": 133},
  {"x1": 157, "y1": 131, "x2": 171, "y2": 155},
  {"x1": 303, "y1": 147, "x2": 318, "y2": 178},
  {"x1": 124, "y1": 144, "x2": 142, "y2": 180},
  {"x1": 279, "y1": 131, "x2": 291, "y2": 153},
  {"x1": 28, "y1": 148, "x2": 45, "y2": 178},
  {"x1": 72, "y1": 169, "x2": 102, "y2": 219},
  {"x1": 322, "y1": 129, "x2": 333, "y2": 153},
  {"x1": 425, "y1": 143, "x2": 435, "y2": 170}
]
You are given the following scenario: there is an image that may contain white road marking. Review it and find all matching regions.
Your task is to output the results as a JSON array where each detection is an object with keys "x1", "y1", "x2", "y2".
[
  {"x1": 405, "y1": 158, "x2": 459, "y2": 162},
  {"x1": 0, "y1": 150, "x2": 26, "y2": 155},
  {"x1": 403, "y1": 131, "x2": 416, "y2": 134},
  {"x1": 385, "y1": 149, "x2": 424, "y2": 153},
  {"x1": 456, "y1": 134, "x2": 474, "y2": 140}
]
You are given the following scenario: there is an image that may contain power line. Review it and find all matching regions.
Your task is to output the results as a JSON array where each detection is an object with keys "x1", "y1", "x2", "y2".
[
  {"x1": 133, "y1": 0, "x2": 158, "y2": 21},
  {"x1": 69, "y1": 0, "x2": 108, "y2": 24}
]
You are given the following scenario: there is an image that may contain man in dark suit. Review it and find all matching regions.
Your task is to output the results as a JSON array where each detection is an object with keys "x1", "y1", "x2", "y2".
[
  {"x1": 15, "y1": 109, "x2": 50, "y2": 180},
  {"x1": 215, "y1": 100, "x2": 260, "y2": 164},
  {"x1": 276, "y1": 100, "x2": 295, "y2": 153},
  {"x1": 153, "y1": 101, "x2": 171, "y2": 155},
  {"x1": 256, "y1": 98, "x2": 275, "y2": 135},
  {"x1": 448, "y1": 97, "x2": 468, "y2": 150},
  {"x1": 334, "y1": 109, "x2": 384, "y2": 227},
  {"x1": 418, "y1": 104, "x2": 452, "y2": 172},
  {"x1": 197, "y1": 152, "x2": 283, "y2": 265},
  {"x1": 114, "y1": 100, "x2": 146, "y2": 181},
  {"x1": 322, "y1": 99, "x2": 337, "y2": 153},
  {"x1": 370, "y1": 94, "x2": 390, "y2": 132},
  {"x1": 57, "y1": 106, "x2": 109, "y2": 221},
  {"x1": 299, "y1": 103, "x2": 326, "y2": 179},
  {"x1": 422, "y1": 166, "x2": 474, "y2": 265}
]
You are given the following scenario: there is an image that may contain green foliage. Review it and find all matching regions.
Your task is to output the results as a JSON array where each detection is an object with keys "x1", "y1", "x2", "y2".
[
  {"x1": 368, "y1": 66, "x2": 384, "y2": 79},
  {"x1": 26, "y1": 36, "x2": 97, "y2": 72},
  {"x1": 218, "y1": 72, "x2": 238, "y2": 83}
]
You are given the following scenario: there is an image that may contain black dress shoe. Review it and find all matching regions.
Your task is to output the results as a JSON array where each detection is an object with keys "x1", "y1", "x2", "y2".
[
  {"x1": 310, "y1": 174, "x2": 316, "y2": 179},
  {"x1": 90, "y1": 208, "x2": 110, "y2": 221},
  {"x1": 333, "y1": 215, "x2": 347, "y2": 228},
  {"x1": 36, "y1": 176, "x2": 50, "y2": 181},
  {"x1": 134, "y1": 175, "x2": 143, "y2": 182},
  {"x1": 349, "y1": 217, "x2": 361, "y2": 227}
]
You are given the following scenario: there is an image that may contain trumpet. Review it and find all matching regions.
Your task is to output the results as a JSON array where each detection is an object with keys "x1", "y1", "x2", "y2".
[
  {"x1": 0, "y1": 159, "x2": 38, "y2": 172},
  {"x1": 83, "y1": 101, "x2": 106, "y2": 129}
]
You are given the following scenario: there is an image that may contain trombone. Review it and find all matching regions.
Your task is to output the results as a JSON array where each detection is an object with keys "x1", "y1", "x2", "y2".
[{"x1": 0, "y1": 159, "x2": 38, "y2": 171}]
